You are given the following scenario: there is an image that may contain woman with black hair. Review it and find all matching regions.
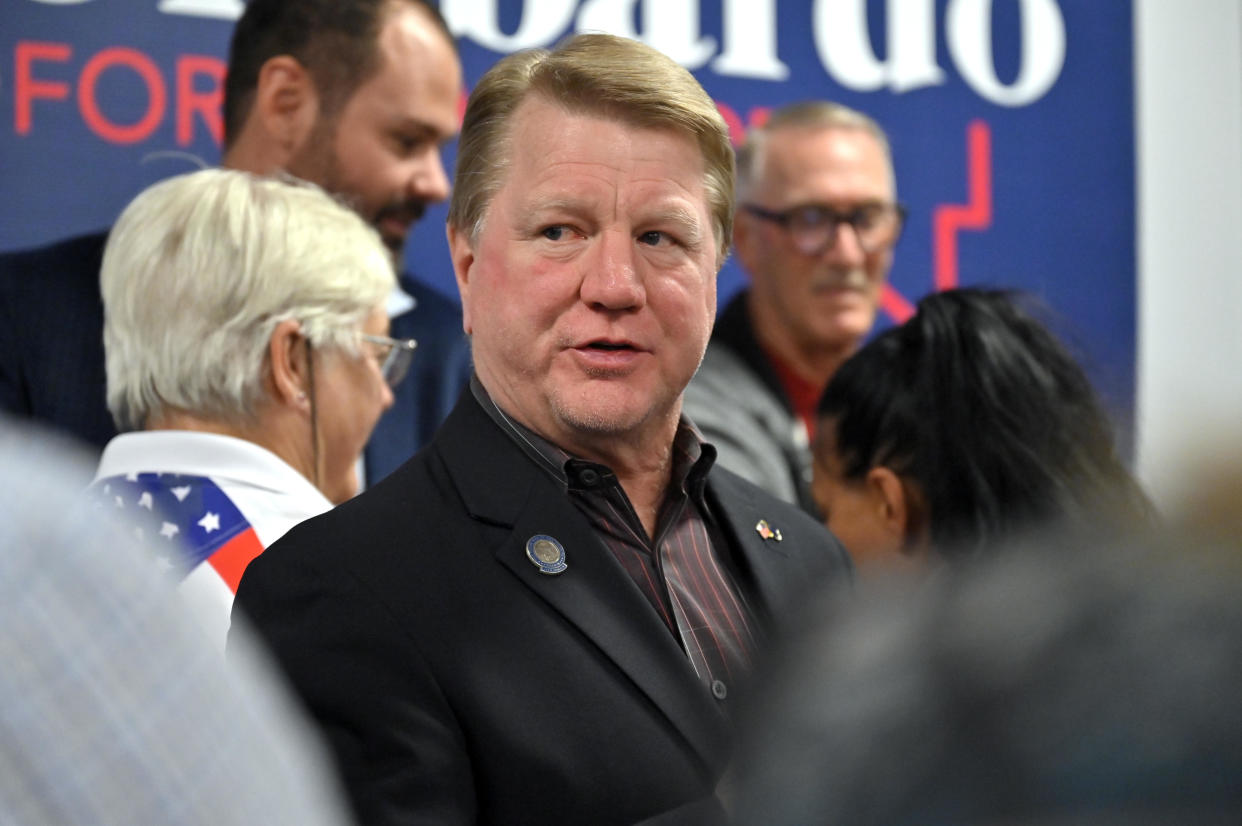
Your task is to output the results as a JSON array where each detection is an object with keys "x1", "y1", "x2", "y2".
[{"x1": 812, "y1": 287, "x2": 1152, "y2": 567}]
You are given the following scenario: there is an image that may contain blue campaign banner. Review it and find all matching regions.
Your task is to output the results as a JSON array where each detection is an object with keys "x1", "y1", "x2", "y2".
[{"x1": 0, "y1": 0, "x2": 1134, "y2": 440}]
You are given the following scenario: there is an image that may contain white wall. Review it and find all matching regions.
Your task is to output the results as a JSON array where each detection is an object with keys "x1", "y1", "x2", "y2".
[{"x1": 1135, "y1": 0, "x2": 1242, "y2": 512}]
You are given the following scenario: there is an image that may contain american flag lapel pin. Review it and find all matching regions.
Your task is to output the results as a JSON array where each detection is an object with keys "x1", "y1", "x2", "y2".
[{"x1": 755, "y1": 519, "x2": 782, "y2": 542}]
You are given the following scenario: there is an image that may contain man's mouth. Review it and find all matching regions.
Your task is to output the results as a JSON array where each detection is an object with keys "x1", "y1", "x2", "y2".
[{"x1": 568, "y1": 337, "x2": 646, "y2": 373}]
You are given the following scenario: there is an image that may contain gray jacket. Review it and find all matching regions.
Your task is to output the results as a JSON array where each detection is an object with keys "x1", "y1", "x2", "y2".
[{"x1": 684, "y1": 292, "x2": 818, "y2": 517}]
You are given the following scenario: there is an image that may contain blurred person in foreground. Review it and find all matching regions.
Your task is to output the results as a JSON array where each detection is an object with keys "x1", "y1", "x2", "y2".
[
  {"x1": 811, "y1": 287, "x2": 1151, "y2": 570},
  {"x1": 683, "y1": 101, "x2": 904, "y2": 517},
  {"x1": 0, "y1": 416, "x2": 353, "y2": 826},
  {"x1": 0, "y1": 0, "x2": 467, "y2": 486},
  {"x1": 92, "y1": 168, "x2": 405, "y2": 651},
  {"x1": 729, "y1": 524, "x2": 1242, "y2": 825},
  {"x1": 234, "y1": 33, "x2": 850, "y2": 826}
]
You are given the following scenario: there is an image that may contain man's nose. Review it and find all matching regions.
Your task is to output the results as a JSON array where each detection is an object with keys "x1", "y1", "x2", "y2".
[
  {"x1": 407, "y1": 147, "x2": 451, "y2": 204},
  {"x1": 580, "y1": 231, "x2": 645, "y2": 311}
]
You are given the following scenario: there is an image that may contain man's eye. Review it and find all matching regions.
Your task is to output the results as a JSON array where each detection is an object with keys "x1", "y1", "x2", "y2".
[
  {"x1": 853, "y1": 206, "x2": 882, "y2": 229},
  {"x1": 542, "y1": 226, "x2": 570, "y2": 241},
  {"x1": 394, "y1": 135, "x2": 425, "y2": 155},
  {"x1": 790, "y1": 207, "x2": 831, "y2": 230},
  {"x1": 638, "y1": 230, "x2": 670, "y2": 247}
]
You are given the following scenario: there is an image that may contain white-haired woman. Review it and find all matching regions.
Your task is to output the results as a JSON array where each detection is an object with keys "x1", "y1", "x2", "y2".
[{"x1": 91, "y1": 168, "x2": 413, "y2": 649}]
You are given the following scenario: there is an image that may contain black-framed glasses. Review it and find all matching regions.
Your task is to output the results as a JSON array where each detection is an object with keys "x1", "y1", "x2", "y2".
[
  {"x1": 743, "y1": 202, "x2": 907, "y2": 256},
  {"x1": 361, "y1": 334, "x2": 417, "y2": 389}
]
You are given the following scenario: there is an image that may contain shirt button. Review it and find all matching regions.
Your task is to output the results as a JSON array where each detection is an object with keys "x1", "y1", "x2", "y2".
[
  {"x1": 711, "y1": 680, "x2": 728, "y2": 700},
  {"x1": 579, "y1": 468, "x2": 600, "y2": 485}
]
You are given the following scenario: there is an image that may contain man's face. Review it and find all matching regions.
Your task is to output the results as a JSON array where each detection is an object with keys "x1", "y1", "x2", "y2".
[
  {"x1": 736, "y1": 126, "x2": 896, "y2": 357},
  {"x1": 450, "y1": 97, "x2": 719, "y2": 456},
  {"x1": 289, "y1": 5, "x2": 462, "y2": 255}
]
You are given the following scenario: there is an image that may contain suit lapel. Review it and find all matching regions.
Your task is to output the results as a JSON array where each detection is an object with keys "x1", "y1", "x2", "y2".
[
  {"x1": 435, "y1": 393, "x2": 730, "y2": 767},
  {"x1": 705, "y1": 469, "x2": 799, "y2": 623}
]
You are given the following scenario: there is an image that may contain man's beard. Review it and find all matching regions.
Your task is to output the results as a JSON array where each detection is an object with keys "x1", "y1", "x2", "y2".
[
  {"x1": 286, "y1": 117, "x2": 427, "y2": 258},
  {"x1": 372, "y1": 199, "x2": 427, "y2": 255}
]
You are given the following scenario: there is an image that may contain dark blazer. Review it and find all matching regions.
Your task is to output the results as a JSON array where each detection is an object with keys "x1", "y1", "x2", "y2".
[
  {"x1": 233, "y1": 389, "x2": 852, "y2": 826},
  {"x1": 0, "y1": 232, "x2": 470, "y2": 486},
  {"x1": 0, "y1": 232, "x2": 113, "y2": 456}
]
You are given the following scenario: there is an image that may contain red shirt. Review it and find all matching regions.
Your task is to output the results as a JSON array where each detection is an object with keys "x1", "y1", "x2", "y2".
[{"x1": 762, "y1": 344, "x2": 822, "y2": 441}]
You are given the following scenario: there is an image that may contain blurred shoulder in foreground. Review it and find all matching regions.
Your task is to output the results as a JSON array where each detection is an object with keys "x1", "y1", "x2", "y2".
[
  {"x1": 730, "y1": 521, "x2": 1242, "y2": 825},
  {"x1": 0, "y1": 416, "x2": 353, "y2": 826}
]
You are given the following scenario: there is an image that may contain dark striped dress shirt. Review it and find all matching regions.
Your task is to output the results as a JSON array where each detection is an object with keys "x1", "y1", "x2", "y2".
[{"x1": 471, "y1": 377, "x2": 758, "y2": 701}]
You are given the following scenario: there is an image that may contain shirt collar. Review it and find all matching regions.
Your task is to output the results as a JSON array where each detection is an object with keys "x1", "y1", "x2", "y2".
[{"x1": 470, "y1": 374, "x2": 716, "y2": 499}]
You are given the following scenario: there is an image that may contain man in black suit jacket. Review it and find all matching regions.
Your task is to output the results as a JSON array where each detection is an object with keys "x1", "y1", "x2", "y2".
[
  {"x1": 234, "y1": 33, "x2": 852, "y2": 826},
  {"x1": 0, "y1": 0, "x2": 469, "y2": 485},
  {"x1": 0, "y1": 233, "x2": 112, "y2": 456}
]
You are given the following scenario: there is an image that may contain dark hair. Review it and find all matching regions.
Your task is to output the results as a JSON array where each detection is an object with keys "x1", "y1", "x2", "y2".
[
  {"x1": 222, "y1": 0, "x2": 452, "y2": 148},
  {"x1": 816, "y1": 288, "x2": 1150, "y2": 556}
]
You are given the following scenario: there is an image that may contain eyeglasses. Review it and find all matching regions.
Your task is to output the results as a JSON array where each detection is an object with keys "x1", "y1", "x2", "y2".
[
  {"x1": 743, "y1": 202, "x2": 907, "y2": 256},
  {"x1": 361, "y1": 334, "x2": 418, "y2": 388}
]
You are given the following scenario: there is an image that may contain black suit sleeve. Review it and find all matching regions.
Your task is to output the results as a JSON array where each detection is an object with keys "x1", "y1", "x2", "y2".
[
  {"x1": 0, "y1": 233, "x2": 114, "y2": 450},
  {"x1": 0, "y1": 266, "x2": 27, "y2": 417},
  {"x1": 231, "y1": 536, "x2": 477, "y2": 826}
]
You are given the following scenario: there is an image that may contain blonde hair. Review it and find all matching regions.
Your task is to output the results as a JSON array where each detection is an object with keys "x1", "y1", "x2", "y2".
[
  {"x1": 102, "y1": 168, "x2": 394, "y2": 431},
  {"x1": 447, "y1": 33, "x2": 735, "y2": 266}
]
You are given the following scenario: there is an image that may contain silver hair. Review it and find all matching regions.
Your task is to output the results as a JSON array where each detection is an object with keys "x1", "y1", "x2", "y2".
[
  {"x1": 735, "y1": 100, "x2": 895, "y2": 202},
  {"x1": 102, "y1": 168, "x2": 394, "y2": 431}
]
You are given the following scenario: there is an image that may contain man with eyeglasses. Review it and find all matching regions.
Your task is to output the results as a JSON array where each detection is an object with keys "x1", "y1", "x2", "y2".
[{"x1": 684, "y1": 101, "x2": 905, "y2": 517}]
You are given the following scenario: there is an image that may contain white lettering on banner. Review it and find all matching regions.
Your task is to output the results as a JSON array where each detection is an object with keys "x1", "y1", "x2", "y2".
[
  {"x1": 440, "y1": 0, "x2": 1065, "y2": 105},
  {"x1": 448, "y1": 0, "x2": 788, "y2": 81},
  {"x1": 27, "y1": 0, "x2": 242, "y2": 17},
  {"x1": 442, "y1": 0, "x2": 577, "y2": 52},
  {"x1": 24, "y1": 0, "x2": 1065, "y2": 106},
  {"x1": 156, "y1": 0, "x2": 242, "y2": 19},
  {"x1": 814, "y1": 0, "x2": 1064, "y2": 104},
  {"x1": 712, "y1": 0, "x2": 788, "y2": 80},
  {"x1": 814, "y1": 0, "x2": 945, "y2": 92},
  {"x1": 577, "y1": 0, "x2": 715, "y2": 69},
  {"x1": 947, "y1": 0, "x2": 1065, "y2": 107}
]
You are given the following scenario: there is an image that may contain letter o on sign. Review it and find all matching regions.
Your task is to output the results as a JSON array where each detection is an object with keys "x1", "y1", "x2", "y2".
[{"x1": 78, "y1": 47, "x2": 168, "y2": 144}]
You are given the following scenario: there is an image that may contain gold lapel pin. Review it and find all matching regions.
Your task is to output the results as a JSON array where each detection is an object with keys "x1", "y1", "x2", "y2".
[{"x1": 526, "y1": 534, "x2": 568, "y2": 575}]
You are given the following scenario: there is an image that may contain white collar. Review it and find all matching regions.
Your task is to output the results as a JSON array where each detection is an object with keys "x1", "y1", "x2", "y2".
[
  {"x1": 386, "y1": 283, "x2": 416, "y2": 318},
  {"x1": 95, "y1": 430, "x2": 328, "y2": 506}
]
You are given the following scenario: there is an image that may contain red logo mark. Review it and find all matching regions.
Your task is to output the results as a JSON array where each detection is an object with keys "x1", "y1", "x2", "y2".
[
  {"x1": 884, "y1": 119, "x2": 994, "y2": 323},
  {"x1": 933, "y1": 119, "x2": 993, "y2": 292}
]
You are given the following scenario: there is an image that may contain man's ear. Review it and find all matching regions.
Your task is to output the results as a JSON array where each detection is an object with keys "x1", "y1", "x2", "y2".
[
  {"x1": 252, "y1": 55, "x2": 320, "y2": 163},
  {"x1": 446, "y1": 223, "x2": 475, "y2": 335},
  {"x1": 268, "y1": 318, "x2": 311, "y2": 409}
]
